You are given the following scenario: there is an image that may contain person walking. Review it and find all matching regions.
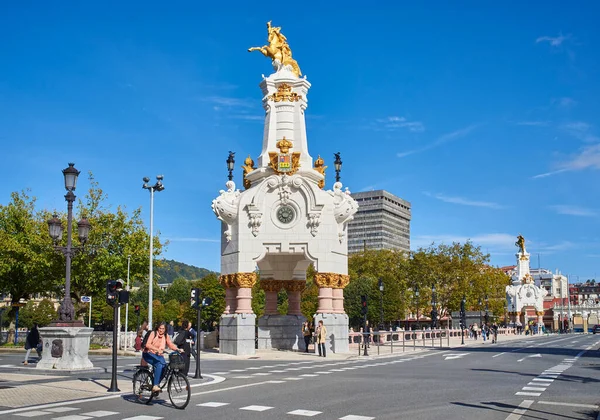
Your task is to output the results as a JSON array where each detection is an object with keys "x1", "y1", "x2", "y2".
[
  {"x1": 174, "y1": 319, "x2": 194, "y2": 375},
  {"x1": 316, "y1": 320, "x2": 327, "y2": 357},
  {"x1": 491, "y1": 323, "x2": 498, "y2": 344},
  {"x1": 167, "y1": 321, "x2": 175, "y2": 338},
  {"x1": 23, "y1": 324, "x2": 41, "y2": 365},
  {"x1": 302, "y1": 321, "x2": 312, "y2": 353}
]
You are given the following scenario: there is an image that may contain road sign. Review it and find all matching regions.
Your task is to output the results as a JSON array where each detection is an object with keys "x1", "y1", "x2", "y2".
[{"x1": 81, "y1": 296, "x2": 91, "y2": 303}]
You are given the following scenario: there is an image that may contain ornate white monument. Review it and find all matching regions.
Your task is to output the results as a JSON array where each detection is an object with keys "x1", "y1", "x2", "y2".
[
  {"x1": 212, "y1": 22, "x2": 358, "y2": 355},
  {"x1": 506, "y1": 235, "x2": 547, "y2": 332}
]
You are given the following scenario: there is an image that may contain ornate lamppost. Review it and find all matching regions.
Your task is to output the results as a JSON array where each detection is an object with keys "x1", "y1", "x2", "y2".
[
  {"x1": 333, "y1": 152, "x2": 342, "y2": 182},
  {"x1": 142, "y1": 175, "x2": 164, "y2": 328},
  {"x1": 460, "y1": 295, "x2": 466, "y2": 345},
  {"x1": 478, "y1": 297, "x2": 483, "y2": 327},
  {"x1": 431, "y1": 284, "x2": 438, "y2": 329},
  {"x1": 227, "y1": 151, "x2": 236, "y2": 181},
  {"x1": 47, "y1": 163, "x2": 90, "y2": 323}
]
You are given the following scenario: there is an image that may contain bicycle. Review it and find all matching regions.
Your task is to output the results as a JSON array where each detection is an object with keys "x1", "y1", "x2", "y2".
[{"x1": 132, "y1": 351, "x2": 191, "y2": 409}]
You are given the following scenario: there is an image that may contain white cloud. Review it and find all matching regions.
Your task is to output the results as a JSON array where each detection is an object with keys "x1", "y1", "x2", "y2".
[
  {"x1": 412, "y1": 233, "x2": 516, "y2": 250},
  {"x1": 205, "y1": 96, "x2": 254, "y2": 108},
  {"x1": 550, "y1": 205, "x2": 597, "y2": 217},
  {"x1": 165, "y1": 237, "x2": 220, "y2": 243},
  {"x1": 561, "y1": 121, "x2": 599, "y2": 143},
  {"x1": 557, "y1": 97, "x2": 577, "y2": 107},
  {"x1": 376, "y1": 116, "x2": 425, "y2": 133},
  {"x1": 423, "y1": 192, "x2": 504, "y2": 209},
  {"x1": 397, "y1": 124, "x2": 479, "y2": 158},
  {"x1": 536, "y1": 33, "x2": 571, "y2": 47},
  {"x1": 516, "y1": 121, "x2": 550, "y2": 127}
]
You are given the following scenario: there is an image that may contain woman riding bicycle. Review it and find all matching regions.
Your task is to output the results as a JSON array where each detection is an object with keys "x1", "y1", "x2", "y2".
[{"x1": 142, "y1": 322, "x2": 183, "y2": 393}]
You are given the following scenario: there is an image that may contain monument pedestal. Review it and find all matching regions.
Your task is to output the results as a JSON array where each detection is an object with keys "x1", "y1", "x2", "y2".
[
  {"x1": 37, "y1": 324, "x2": 94, "y2": 371},
  {"x1": 258, "y1": 314, "x2": 306, "y2": 351},
  {"x1": 314, "y1": 313, "x2": 349, "y2": 354},
  {"x1": 219, "y1": 313, "x2": 256, "y2": 356}
]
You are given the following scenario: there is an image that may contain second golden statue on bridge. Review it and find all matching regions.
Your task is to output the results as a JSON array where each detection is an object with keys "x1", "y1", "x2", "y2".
[{"x1": 248, "y1": 21, "x2": 302, "y2": 77}]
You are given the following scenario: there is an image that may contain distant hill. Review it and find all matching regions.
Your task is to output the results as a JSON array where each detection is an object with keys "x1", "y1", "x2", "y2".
[{"x1": 155, "y1": 259, "x2": 218, "y2": 283}]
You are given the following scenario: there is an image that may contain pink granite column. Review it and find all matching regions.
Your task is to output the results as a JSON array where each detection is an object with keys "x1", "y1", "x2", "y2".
[
  {"x1": 228, "y1": 273, "x2": 257, "y2": 314},
  {"x1": 316, "y1": 287, "x2": 333, "y2": 313},
  {"x1": 261, "y1": 279, "x2": 282, "y2": 315},
  {"x1": 224, "y1": 287, "x2": 237, "y2": 314},
  {"x1": 285, "y1": 280, "x2": 305, "y2": 316},
  {"x1": 331, "y1": 275, "x2": 349, "y2": 314},
  {"x1": 331, "y1": 288, "x2": 344, "y2": 314}
]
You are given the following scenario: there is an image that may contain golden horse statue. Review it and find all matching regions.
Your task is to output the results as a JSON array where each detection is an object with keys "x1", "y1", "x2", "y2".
[
  {"x1": 515, "y1": 234, "x2": 526, "y2": 254},
  {"x1": 248, "y1": 21, "x2": 302, "y2": 77}
]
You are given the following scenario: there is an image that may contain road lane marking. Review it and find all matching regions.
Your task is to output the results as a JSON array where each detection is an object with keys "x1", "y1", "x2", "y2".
[
  {"x1": 517, "y1": 354, "x2": 541, "y2": 362},
  {"x1": 504, "y1": 399, "x2": 534, "y2": 420},
  {"x1": 515, "y1": 392, "x2": 541, "y2": 396},
  {"x1": 240, "y1": 405, "x2": 273, "y2": 412},
  {"x1": 197, "y1": 402, "x2": 230, "y2": 407},
  {"x1": 288, "y1": 409, "x2": 323, "y2": 416},
  {"x1": 443, "y1": 353, "x2": 469, "y2": 360},
  {"x1": 492, "y1": 352, "x2": 506, "y2": 358},
  {"x1": 339, "y1": 416, "x2": 375, "y2": 420},
  {"x1": 532, "y1": 378, "x2": 553, "y2": 382},
  {"x1": 522, "y1": 387, "x2": 547, "y2": 392},
  {"x1": 538, "y1": 401, "x2": 599, "y2": 409}
]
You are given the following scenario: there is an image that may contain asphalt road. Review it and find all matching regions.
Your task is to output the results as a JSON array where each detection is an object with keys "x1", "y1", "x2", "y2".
[{"x1": 1, "y1": 334, "x2": 599, "y2": 420}]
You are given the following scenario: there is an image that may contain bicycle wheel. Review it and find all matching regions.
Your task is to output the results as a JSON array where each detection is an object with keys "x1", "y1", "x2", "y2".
[
  {"x1": 133, "y1": 369, "x2": 154, "y2": 405},
  {"x1": 168, "y1": 371, "x2": 190, "y2": 409}
]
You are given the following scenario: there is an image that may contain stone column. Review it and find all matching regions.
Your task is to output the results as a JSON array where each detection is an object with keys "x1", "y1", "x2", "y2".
[
  {"x1": 332, "y1": 275, "x2": 350, "y2": 314},
  {"x1": 219, "y1": 275, "x2": 238, "y2": 314},
  {"x1": 284, "y1": 280, "x2": 306, "y2": 316},
  {"x1": 261, "y1": 279, "x2": 283, "y2": 315},
  {"x1": 315, "y1": 273, "x2": 334, "y2": 313},
  {"x1": 219, "y1": 273, "x2": 257, "y2": 314}
]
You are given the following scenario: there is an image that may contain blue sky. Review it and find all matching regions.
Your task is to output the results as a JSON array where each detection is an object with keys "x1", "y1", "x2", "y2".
[{"x1": 1, "y1": 2, "x2": 599, "y2": 280}]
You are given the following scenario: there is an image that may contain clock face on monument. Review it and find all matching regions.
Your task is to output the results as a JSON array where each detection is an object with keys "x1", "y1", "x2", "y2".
[{"x1": 276, "y1": 205, "x2": 295, "y2": 224}]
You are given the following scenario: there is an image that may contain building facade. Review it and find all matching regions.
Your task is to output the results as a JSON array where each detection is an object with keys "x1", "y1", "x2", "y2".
[{"x1": 348, "y1": 190, "x2": 411, "y2": 254}]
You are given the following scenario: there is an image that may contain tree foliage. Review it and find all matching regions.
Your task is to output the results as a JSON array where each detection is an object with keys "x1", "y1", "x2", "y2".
[{"x1": 18, "y1": 299, "x2": 58, "y2": 328}]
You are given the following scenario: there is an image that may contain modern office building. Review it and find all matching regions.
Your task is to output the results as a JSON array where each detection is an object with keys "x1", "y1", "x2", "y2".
[{"x1": 347, "y1": 190, "x2": 411, "y2": 254}]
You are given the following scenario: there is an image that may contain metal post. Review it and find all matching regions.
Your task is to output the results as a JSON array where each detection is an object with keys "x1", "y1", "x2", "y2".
[
  {"x1": 363, "y1": 314, "x2": 368, "y2": 356},
  {"x1": 194, "y1": 306, "x2": 202, "y2": 379},
  {"x1": 14, "y1": 306, "x2": 19, "y2": 345},
  {"x1": 108, "y1": 303, "x2": 120, "y2": 392},
  {"x1": 148, "y1": 187, "x2": 154, "y2": 329},
  {"x1": 117, "y1": 305, "x2": 121, "y2": 351},
  {"x1": 0, "y1": 308, "x2": 4, "y2": 345},
  {"x1": 124, "y1": 256, "x2": 130, "y2": 352},
  {"x1": 88, "y1": 297, "x2": 92, "y2": 328}
]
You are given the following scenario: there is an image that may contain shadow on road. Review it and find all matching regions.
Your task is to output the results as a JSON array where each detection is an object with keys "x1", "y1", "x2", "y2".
[{"x1": 451, "y1": 401, "x2": 585, "y2": 420}]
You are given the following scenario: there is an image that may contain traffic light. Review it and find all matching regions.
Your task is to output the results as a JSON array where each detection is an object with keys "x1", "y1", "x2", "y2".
[
  {"x1": 106, "y1": 279, "x2": 126, "y2": 306},
  {"x1": 202, "y1": 297, "x2": 213, "y2": 307},
  {"x1": 106, "y1": 281, "x2": 119, "y2": 306},
  {"x1": 134, "y1": 305, "x2": 140, "y2": 315},
  {"x1": 191, "y1": 288, "x2": 201, "y2": 309},
  {"x1": 360, "y1": 295, "x2": 368, "y2": 315}
]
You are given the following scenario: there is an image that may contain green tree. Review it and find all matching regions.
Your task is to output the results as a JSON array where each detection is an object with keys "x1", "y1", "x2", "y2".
[
  {"x1": 19, "y1": 299, "x2": 57, "y2": 328},
  {"x1": 0, "y1": 191, "x2": 62, "y2": 309},
  {"x1": 165, "y1": 277, "x2": 191, "y2": 304}
]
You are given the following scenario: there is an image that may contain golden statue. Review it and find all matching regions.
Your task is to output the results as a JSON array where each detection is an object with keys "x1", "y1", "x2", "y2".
[
  {"x1": 313, "y1": 155, "x2": 327, "y2": 189},
  {"x1": 248, "y1": 21, "x2": 302, "y2": 77},
  {"x1": 515, "y1": 234, "x2": 526, "y2": 254},
  {"x1": 241, "y1": 155, "x2": 256, "y2": 189}
]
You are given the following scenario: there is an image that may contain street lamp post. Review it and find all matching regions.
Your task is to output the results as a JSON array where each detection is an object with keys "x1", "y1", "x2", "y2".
[
  {"x1": 478, "y1": 298, "x2": 483, "y2": 327},
  {"x1": 47, "y1": 163, "x2": 90, "y2": 323},
  {"x1": 378, "y1": 277, "x2": 384, "y2": 330},
  {"x1": 142, "y1": 175, "x2": 164, "y2": 329},
  {"x1": 226, "y1": 151, "x2": 236, "y2": 181},
  {"x1": 123, "y1": 255, "x2": 131, "y2": 351},
  {"x1": 414, "y1": 286, "x2": 420, "y2": 330},
  {"x1": 431, "y1": 285, "x2": 437, "y2": 329},
  {"x1": 333, "y1": 152, "x2": 342, "y2": 182},
  {"x1": 484, "y1": 294, "x2": 489, "y2": 326},
  {"x1": 460, "y1": 295, "x2": 466, "y2": 345}
]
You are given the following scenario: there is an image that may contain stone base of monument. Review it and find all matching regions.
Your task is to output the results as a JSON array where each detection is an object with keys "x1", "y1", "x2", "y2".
[
  {"x1": 219, "y1": 313, "x2": 256, "y2": 356},
  {"x1": 313, "y1": 313, "x2": 349, "y2": 354},
  {"x1": 37, "y1": 323, "x2": 98, "y2": 372},
  {"x1": 258, "y1": 314, "x2": 306, "y2": 351}
]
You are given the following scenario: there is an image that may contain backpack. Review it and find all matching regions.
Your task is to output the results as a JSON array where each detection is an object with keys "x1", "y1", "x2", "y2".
[{"x1": 140, "y1": 331, "x2": 154, "y2": 351}]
